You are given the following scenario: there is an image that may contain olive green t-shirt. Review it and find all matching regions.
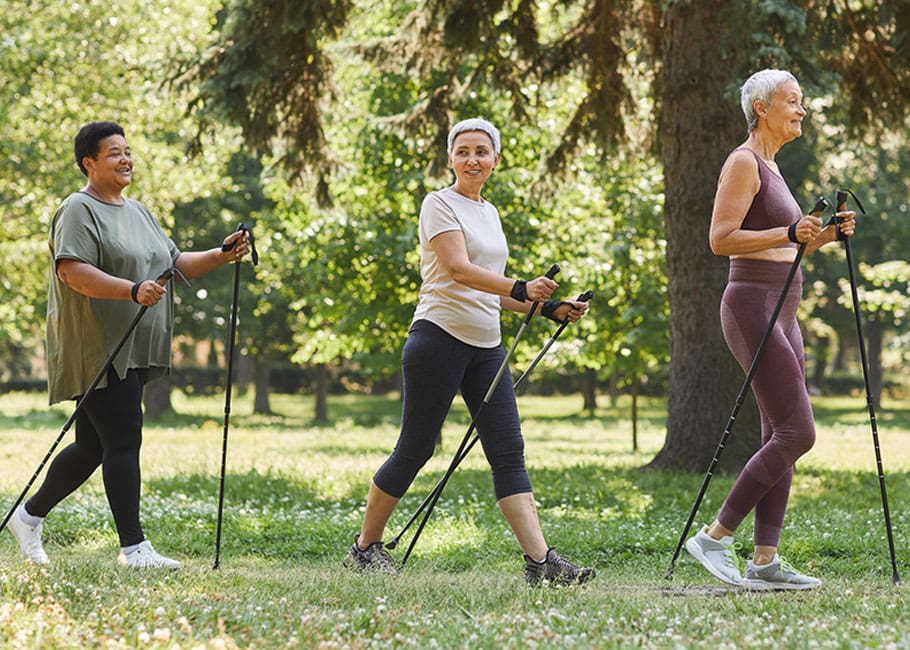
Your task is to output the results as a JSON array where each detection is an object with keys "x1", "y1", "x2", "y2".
[{"x1": 46, "y1": 191, "x2": 180, "y2": 404}]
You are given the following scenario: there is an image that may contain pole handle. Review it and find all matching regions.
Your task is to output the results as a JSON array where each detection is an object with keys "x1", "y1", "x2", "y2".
[{"x1": 221, "y1": 223, "x2": 259, "y2": 266}]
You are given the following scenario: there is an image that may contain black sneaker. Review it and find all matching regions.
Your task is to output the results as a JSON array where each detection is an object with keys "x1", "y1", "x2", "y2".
[
  {"x1": 524, "y1": 548, "x2": 595, "y2": 586},
  {"x1": 342, "y1": 537, "x2": 399, "y2": 575}
]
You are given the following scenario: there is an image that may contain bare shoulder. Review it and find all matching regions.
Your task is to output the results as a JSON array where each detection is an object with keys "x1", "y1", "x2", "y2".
[
  {"x1": 720, "y1": 148, "x2": 758, "y2": 176},
  {"x1": 717, "y1": 148, "x2": 760, "y2": 194}
]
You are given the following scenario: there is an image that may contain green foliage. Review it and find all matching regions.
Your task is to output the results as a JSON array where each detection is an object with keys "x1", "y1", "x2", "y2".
[{"x1": 188, "y1": 0, "x2": 353, "y2": 205}]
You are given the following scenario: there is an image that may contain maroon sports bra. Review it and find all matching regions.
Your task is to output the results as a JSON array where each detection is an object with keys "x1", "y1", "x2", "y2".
[{"x1": 737, "y1": 148, "x2": 802, "y2": 245}]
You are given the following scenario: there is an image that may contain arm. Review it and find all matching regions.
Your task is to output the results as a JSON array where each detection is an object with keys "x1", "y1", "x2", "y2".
[
  {"x1": 56, "y1": 259, "x2": 137, "y2": 302},
  {"x1": 174, "y1": 230, "x2": 250, "y2": 280},
  {"x1": 430, "y1": 230, "x2": 557, "y2": 301},
  {"x1": 56, "y1": 259, "x2": 169, "y2": 307},
  {"x1": 500, "y1": 296, "x2": 589, "y2": 321},
  {"x1": 710, "y1": 152, "x2": 851, "y2": 256},
  {"x1": 804, "y1": 211, "x2": 856, "y2": 252}
]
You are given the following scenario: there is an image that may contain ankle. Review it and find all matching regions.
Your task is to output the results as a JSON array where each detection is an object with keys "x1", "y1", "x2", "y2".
[
  {"x1": 356, "y1": 535, "x2": 379, "y2": 552},
  {"x1": 706, "y1": 522, "x2": 735, "y2": 541},
  {"x1": 18, "y1": 505, "x2": 44, "y2": 527},
  {"x1": 752, "y1": 548, "x2": 777, "y2": 566}
]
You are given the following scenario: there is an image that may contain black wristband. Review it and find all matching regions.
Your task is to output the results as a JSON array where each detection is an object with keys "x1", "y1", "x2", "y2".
[
  {"x1": 787, "y1": 222, "x2": 800, "y2": 244},
  {"x1": 541, "y1": 300, "x2": 567, "y2": 323},
  {"x1": 130, "y1": 282, "x2": 142, "y2": 303},
  {"x1": 510, "y1": 280, "x2": 528, "y2": 302}
]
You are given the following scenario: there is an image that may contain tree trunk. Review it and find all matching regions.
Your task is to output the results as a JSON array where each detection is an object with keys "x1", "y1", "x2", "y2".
[
  {"x1": 866, "y1": 317, "x2": 883, "y2": 410},
  {"x1": 237, "y1": 350, "x2": 254, "y2": 396},
  {"x1": 582, "y1": 368, "x2": 597, "y2": 414},
  {"x1": 834, "y1": 335, "x2": 848, "y2": 372},
  {"x1": 253, "y1": 354, "x2": 272, "y2": 414},
  {"x1": 811, "y1": 335, "x2": 829, "y2": 393},
  {"x1": 143, "y1": 376, "x2": 173, "y2": 420},
  {"x1": 631, "y1": 374, "x2": 639, "y2": 453},
  {"x1": 314, "y1": 362, "x2": 329, "y2": 423},
  {"x1": 649, "y1": 0, "x2": 759, "y2": 473}
]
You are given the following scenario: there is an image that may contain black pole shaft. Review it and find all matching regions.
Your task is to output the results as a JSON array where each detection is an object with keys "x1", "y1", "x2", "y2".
[
  {"x1": 213, "y1": 260, "x2": 242, "y2": 570},
  {"x1": 665, "y1": 243, "x2": 807, "y2": 580},
  {"x1": 842, "y1": 237, "x2": 902, "y2": 585},
  {"x1": 0, "y1": 307, "x2": 148, "y2": 535}
]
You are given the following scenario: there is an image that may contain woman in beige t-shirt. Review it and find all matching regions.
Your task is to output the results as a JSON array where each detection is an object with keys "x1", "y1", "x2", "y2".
[{"x1": 344, "y1": 118, "x2": 594, "y2": 585}]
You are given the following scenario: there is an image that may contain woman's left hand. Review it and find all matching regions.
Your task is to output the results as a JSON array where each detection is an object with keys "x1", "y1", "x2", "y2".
[
  {"x1": 836, "y1": 210, "x2": 856, "y2": 238},
  {"x1": 551, "y1": 300, "x2": 589, "y2": 323},
  {"x1": 222, "y1": 231, "x2": 251, "y2": 262}
]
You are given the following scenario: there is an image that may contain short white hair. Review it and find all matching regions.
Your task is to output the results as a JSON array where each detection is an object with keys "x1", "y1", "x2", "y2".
[
  {"x1": 740, "y1": 69, "x2": 798, "y2": 131},
  {"x1": 447, "y1": 118, "x2": 501, "y2": 155}
]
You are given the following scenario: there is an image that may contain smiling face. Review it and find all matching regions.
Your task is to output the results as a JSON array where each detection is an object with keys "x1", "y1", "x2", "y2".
[
  {"x1": 448, "y1": 130, "x2": 500, "y2": 199},
  {"x1": 83, "y1": 134, "x2": 133, "y2": 192},
  {"x1": 757, "y1": 80, "x2": 806, "y2": 144}
]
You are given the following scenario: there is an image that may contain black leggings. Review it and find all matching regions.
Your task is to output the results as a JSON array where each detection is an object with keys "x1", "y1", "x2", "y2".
[
  {"x1": 373, "y1": 319, "x2": 532, "y2": 500},
  {"x1": 27, "y1": 368, "x2": 145, "y2": 546}
]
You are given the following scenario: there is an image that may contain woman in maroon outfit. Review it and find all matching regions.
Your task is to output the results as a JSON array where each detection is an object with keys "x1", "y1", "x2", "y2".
[{"x1": 685, "y1": 69, "x2": 856, "y2": 590}]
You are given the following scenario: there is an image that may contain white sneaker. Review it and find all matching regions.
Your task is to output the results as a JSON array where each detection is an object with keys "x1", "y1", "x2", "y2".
[
  {"x1": 6, "y1": 504, "x2": 49, "y2": 565},
  {"x1": 118, "y1": 540, "x2": 182, "y2": 569},
  {"x1": 742, "y1": 555, "x2": 821, "y2": 591},
  {"x1": 685, "y1": 525, "x2": 742, "y2": 586}
]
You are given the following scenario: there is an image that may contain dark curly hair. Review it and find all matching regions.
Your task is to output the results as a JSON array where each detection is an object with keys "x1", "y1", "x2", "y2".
[{"x1": 74, "y1": 121, "x2": 125, "y2": 176}]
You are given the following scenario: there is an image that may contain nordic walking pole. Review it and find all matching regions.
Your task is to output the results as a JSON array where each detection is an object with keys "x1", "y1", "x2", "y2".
[
  {"x1": 833, "y1": 190, "x2": 901, "y2": 585},
  {"x1": 213, "y1": 223, "x2": 258, "y2": 570},
  {"x1": 387, "y1": 289, "x2": 593, "y2": 552},
  {"x1": 0, "y1": 268, "x2": 176, "y2": 536},
  {"x1": 396, "y1": 263, "x2": 560, "y2": 565},
  {"x1": 664, "y1": 196, "x2": 830, "y2": 580}
]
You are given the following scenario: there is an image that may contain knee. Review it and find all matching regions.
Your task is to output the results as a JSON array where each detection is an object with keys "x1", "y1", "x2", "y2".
[{"x1": 782, "y1": 427, "x2": 815, "y2": 459}]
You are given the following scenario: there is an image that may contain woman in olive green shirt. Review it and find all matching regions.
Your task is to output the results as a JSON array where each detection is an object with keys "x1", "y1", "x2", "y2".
[{"x1": 6, "y1": 121, "x2": 250, "y2": 569}]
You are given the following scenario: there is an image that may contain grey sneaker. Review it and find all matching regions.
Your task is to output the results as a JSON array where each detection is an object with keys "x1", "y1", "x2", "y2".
[
  {"x1": 6, "y1": 504, "x2": 49, "y2": 565},
  {"x1": 685, "y1": 525, "x2": 742, "y2": 586},
  {"x1": 118, "y1": 540, "x2": 182, "y2": 569},
  {"x1": 742, "y1": 555, "x2": 821, "y2": 591},
  {"x1": 343, "y1": 537, "x2": 398, "y2": 575},
  {"x1": 524, "y1": 548, "x2": 595, "y2": 586}
]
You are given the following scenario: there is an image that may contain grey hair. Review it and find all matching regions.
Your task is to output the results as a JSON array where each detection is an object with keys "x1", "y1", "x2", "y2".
[
  {"x1": 447, "y1": 118, "x2": 501, "y2": 156},
  {"x1": 740, "y1": 69, "x2": 798, "y2": 131}
]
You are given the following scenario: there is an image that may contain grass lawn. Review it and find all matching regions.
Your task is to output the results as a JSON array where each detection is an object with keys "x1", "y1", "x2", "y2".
[{"x1": 1, "y1": 389, "x2": 908, "y2": 648}]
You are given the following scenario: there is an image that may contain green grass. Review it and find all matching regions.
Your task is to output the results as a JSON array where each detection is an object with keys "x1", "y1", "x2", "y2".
[{"x1": 1, "y1": 390, "x2": 908, "y2": 648}]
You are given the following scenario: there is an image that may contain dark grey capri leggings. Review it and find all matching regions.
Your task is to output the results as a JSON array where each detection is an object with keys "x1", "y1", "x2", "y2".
[
  {"x1": 373, "y1": 319, "x2": 533, "y2": 500},
  {"x1": 717, "y1": 258, "x2": 816, "y2": 547}
]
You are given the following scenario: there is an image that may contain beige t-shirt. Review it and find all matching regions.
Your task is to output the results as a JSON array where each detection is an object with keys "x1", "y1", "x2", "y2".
[
  {"x1": 411, "y1": 187, "x2": 508, "y2": 348},
  {"x1": 46, "y1": 191, "x2": 180, "y2": 404}
]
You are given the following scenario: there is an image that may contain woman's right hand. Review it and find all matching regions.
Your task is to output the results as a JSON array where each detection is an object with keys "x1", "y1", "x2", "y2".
[
  {"x1": 525, "y1": 276, "x2": 558, "y2": 301},
  {"x1": 133, "y1": 280, "x2": 167, "y2": 306},
  {"x1": 791, "y1": 213, "x2": 823, "y2": 244}
]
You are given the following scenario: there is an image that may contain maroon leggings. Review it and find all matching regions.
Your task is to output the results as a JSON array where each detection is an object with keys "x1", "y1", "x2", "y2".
[{"x1": 716, "y1": 258, "x2": 816, "y2": 547}]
